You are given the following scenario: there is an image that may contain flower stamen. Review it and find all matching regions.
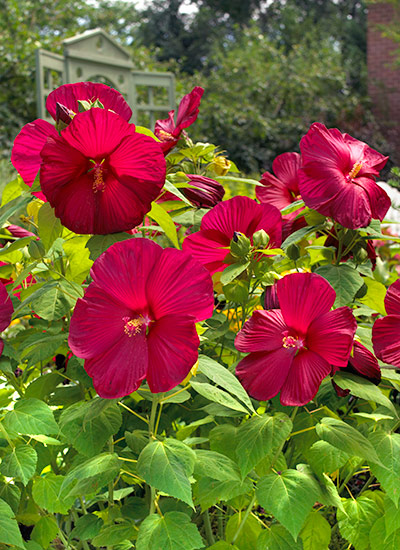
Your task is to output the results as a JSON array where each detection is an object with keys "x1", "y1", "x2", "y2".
[
  {"x1": 347, "y1": 161, "x2": 363, "y2": 181},
  {"x1": 123, "y1": 316, "x2": 144, "y2": 337},
  {"x1": 282, "y1": 335, "x2": 304, "y2": 350}
]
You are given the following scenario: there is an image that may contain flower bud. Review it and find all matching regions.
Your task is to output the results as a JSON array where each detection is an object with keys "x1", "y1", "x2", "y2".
[
  {"x1": 264, "y1": 282, "x2": 280, "y2": 309},
  {"x1": 212, "y1": 154, "x2": 231, "y2": 176},
  {"x1": 183, "y1": 174, "x2": 225, "y2": 208},
  {"x1": 253, "y1": 229, "x2": 270, "y2": 249},
  {"x1": 55, "y1": 102, "x2": 74, "y2": 131},
  {"x1": 230, "y1": 232, "x2": 251, "y2": 258},
  {"x1": 286, "y1": 243, "x2": 301, "y2": 260}
]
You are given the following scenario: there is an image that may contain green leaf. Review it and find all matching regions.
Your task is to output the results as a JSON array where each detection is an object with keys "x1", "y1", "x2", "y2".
[
  {"x1": 209, "y1": 424, "x2": 238, "y2": 461},
  {"x1": 30, "y1": 279, "x2": 83, "y2": 321},
  {"x1": 137, "y1": 438, "x2": 196, "y2": 507},
  {"x1": 383, "y1": 495, "x2": 400, "y2": 537},
  {"x1": 220, "y1": 261, "x2": 250, "y2": 285},
  {"x1": 317, "y1": 473, "x2": 345, "y2": 513},
  {"x1": 358, "y1": 277, "x2": 387, "y2": 315},
  {"x1": 63, "y1": 235, "x2": 93, "y2": 283},
  {"x1": 257, "y1": 525, "x2": 302, "y2": 550},
  {"x1": 194, "y1": 477, "x2": 252, "y2": 511},
  {"x1": 31, "y1": 516, "x2": 59, "y2": 549},
  {"x1": 0, "y1": 236, "x2": 35, "y2": 261},
  {"x1": 19, "y1": 332, "x2": 66, "y2": 367},
  {"x1": 91, "y1": 522, "x2": 137, "y2": 547},
  {"x1": 190, "y1": 380, "x2": 249, "y2": 414},
  {"x1": 70, "y1": 514, "x2": 103, "y2": 541},
  {"x1": 61, "y1": 453, "x2": 120, "y2": 498},
  {"x1": 315, "y1": 417, "x2": 383, "y2": 466},
  {"x1": 0, "y1": 497, "x2": 24, "y2": 548},
  {"x1": 3, "y1": 398, "x2": 59, "y2": 435},
  {"x1": 337, "y1": 496, "x2": 381, "y2": 550},
  {"x1": 59, "y1": 398, "x2": 122, "y2": 457},
  {"x1": 32, "y1": 474, "x2": 75, "y2": 514},
  {"x1": 235, "y1": 413, "x2": 292, "y2": 477},
  {"x1": 208, "y1": 543, "x2": 240, "y2": 550},
  {"x1": 0, "y1": 193, "x2": 31, "y2": 228},
  {"x1": 256, "y1": 469, "x2": 321, "y2": 540},
  {"x1": 1, "y1": 177, "x2": 29, "y2": 206},
  {"x1": 197, "y1": 355, "x2": 255, "y2": 413},
  {"x1": 300, "y1": 511, "x2": 331, "y2": 550},
  {"x1": 0, "y1": 482, "x2": 21, "y2": 513},
  {"x1": 163, "y1": 179, "x2": 193, "y2": 206},
  {"x1": 370, "y1": 516, "x2": 400, "y2": 550},
  {"x1": 0, "y1": 445, "x2": 37, "y2": 485},
  {"x1": 225, "y1": 512, "x2": 262, "y2": 550},
  {"x1": 148, "y1": 201, "x2": 179, "y2": 248},
  {"x1": 85, "y1": 232, "x2": 132, "y2": 261},
  {"x1": 369, "y1": 432, "x2": 400, "y2": 505},
  {"x1": 136, "y1": 511, "x2": 203, "y2": 550},
  {"x1": 315, "y1": 264, "x2": 364, "y2": 307},
  {"x1": 25, "y1": 372, "x2": 64, "y2": 400},
  {"x1": 305, "y1": 440, "x2": 350, "y2": 477},
  {"x1": 281, "y1": 225, "x2": 320, "y2": 250},
  {"x1": 37, "y1": 203, "x2": 62, "y2": 251},
  {"x1": 194, "y1": 449, "x2": 241, "y2": 482},
  {"x1": 333, "y1": 371, "x2": 397, "y2": 415}
]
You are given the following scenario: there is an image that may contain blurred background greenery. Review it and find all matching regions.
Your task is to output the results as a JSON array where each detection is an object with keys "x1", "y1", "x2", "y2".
[{"x1": 0, "y1": 0, "x2": 398, "y2": 178}]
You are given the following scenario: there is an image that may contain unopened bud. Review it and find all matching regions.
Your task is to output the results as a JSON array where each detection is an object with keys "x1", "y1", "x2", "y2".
[
  {"x1": 353, "y1": 246, "x2": 368, "y2": 263},
  {"x1": 253, "y1": 229, "x2": 270, "y2": 249},
  {"x1": 230, "y1": 232, "x2": 251, "y2": 258},
  {"x1": 55, "y1": 102, "x2": 74, "y2": 131},
  {"x1": 286, "y1": 243, "x2": 301, "y2": 261}
]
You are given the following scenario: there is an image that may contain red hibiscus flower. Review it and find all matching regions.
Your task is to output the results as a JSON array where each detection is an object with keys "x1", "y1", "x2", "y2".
[
  {"x1": 332, "y1": 341, "x2": 381, "y2": 397},
  {"x1": 235, "y1": 272, "x2": 357, "y2": 406},
  {"x1": 0, "y1": 282, "x2": 14, "y2": 355},
  {"x1": 154, "y1": 87, "x2": 204, "y2": 154},
  {"x1": 372, "y1": 279, "x2": 400, "y2": 366},
  {"x1": 40, "y1": 108, "x2": 166, "y2": 234},
  {"x1": 298, "y1": 122, "x2": 390, "y2": 229},
  {"x1": 256, "y1": 152, "x2": 306, "y2": 239},
  {"x1": 182, "y1": 196, "x2": 282, "y2": 275},
  {"x1": 161, "y1": 174, "x2": 225, "y2": 208},
  {"x1": 11, "y1": 82, "x2": 132, "y2": 200},
  {"x1": 68, "y1": 238, "x2": 214, "y2": 398}
]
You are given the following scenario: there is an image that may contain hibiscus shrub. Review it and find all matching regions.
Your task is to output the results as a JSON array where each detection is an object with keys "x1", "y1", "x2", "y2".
[{"x1": 0, "y1": 82, "x2": 400, "y2": 550}]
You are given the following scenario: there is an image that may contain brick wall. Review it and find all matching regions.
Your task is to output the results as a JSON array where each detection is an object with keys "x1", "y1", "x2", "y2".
[{"x1": 368, "y1": 2, "x2": 400, "y2": 157}]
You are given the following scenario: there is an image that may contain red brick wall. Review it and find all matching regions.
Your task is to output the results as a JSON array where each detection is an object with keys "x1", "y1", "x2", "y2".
[{"x1": 368, "y1": 2, "x2": 400, "y2": 156}]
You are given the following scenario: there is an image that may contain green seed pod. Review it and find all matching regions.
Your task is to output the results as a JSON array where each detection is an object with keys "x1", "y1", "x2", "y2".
[
  {"x1": 286, "y1": 243, "x2": 301, "y2": 261},
  {"x1": 253, "y1": 229, "x2": 270, "y2": 249},
  {"x1": 230, "y1": 232, "x2": 251, "y2": 258}
]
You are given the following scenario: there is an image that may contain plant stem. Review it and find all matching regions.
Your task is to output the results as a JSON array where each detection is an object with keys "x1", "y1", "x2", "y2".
[
  {"x1": 108, "y1": 437, "x2": 114, "y2": 506},
  {"x1": 148, "y1": 396, "x2": 160, "y2": 514},
  {"x1": 231, "y1": 493, "x2": 257, "y2": 544},
  {"x1": 203, "y1": 510, "x2": 215, "y2": 545}
]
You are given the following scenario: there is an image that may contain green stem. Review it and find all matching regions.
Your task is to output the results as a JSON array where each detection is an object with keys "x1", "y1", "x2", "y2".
[
  {"x1": 203, "y1": 510, "x2": 215, "y2": 545},
  {"x1": 231, "y1": 493, "x2": 257, "y2": 544},
  {"x1": 148, "y1": 397, "x2": 160, "y2": 514},
  {"x1": 108, "y1": 437, "x2": 114, "y2": 506},
  {"x1": 338, "y1": 460, "x2": 363, "y2": 495},
  {"x1": 358, "y1": 475, "x2": 375, "y2": 496}
]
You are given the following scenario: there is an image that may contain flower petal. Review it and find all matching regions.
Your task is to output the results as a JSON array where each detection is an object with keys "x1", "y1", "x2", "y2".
[
  {"x1": 236, "y1": 347, "x2": 294, "y2": 402},
  {"x1": 277, "y1": 272, "x2": 335, "y2": 334},
  {"x1": 354, "y1": 177, "x2": 391, "y2": 222},
  {"x1": 307, "y1": 307, "x2": 356, "y2": 367},
  {"x1": 348, "y1": 341, "x2": 381, "y2": 384},
  {"x1": 146, "y1": 315, "x2": 199, "y2": 392},
  {"x1": 372, "y1": 314, "x2": 400, "y2": 366},
  {"x1": 256, "y1": 172, "x2": 294, "y2": 210},
  {"x1": 385, "y1": 279, "x2": 400, "y2": 315},
  {"x1": 182, "y1": 229, "x2": 231, "y2": 274},
  {"x1": 175, "y1": 86, "x2": 204, "y2": 129},
  {"x1": 280, "y1": 350, "x2": 331, "y2": 406},
  {"x1": 272, "y1": 152, "x2": 301, "y2": 194},
  {"x1": 0, "y1": 282, "x2": 13, "y2": 332},
  {"x1": 46, "y1": 81, "x2": 132, "y2": 121},
  {"x1": 235, "y1": 309, "x2": 287, "y2": 352},
  {"x1": 11, "y1": 119, "x2": 58, "y2": 187}
]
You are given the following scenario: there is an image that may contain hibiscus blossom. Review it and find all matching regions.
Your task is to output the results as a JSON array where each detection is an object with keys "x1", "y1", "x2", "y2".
[
  {"x1": 298, "y1": 122, "x2": 390, "y2": 229},
  {"x1": 11, "y1": 82, "x2": 132, "y2": 199},
  {"x1": 68, "y1": 238, "x2": 214, "y2": 398},
  {"x1": 40, "y1": 108, "x2": 166, "y2": 234},
  {"x1": 332, "y1": 341, "x2": 381, "y2": 397},
  {"x1": 372, "y1": 279, "x2": 400, "y2": 367},
  {"x1": 235, "y1": 272, "x2": 356, "y2": 406},
  {"x1": 154, "y1": 87, "x2": 204, "y2": 154},
  {"x1": 182, "y1": 196, "x2": 282, "y2": 274},
  {"x1": 0, "y1": 282, "x2": 14, "y2": 355}
]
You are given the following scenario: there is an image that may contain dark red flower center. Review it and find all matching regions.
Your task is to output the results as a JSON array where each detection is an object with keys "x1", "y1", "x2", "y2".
[
  {"x1": 89, "y1": 159, "x2": 107, "y2": 193},
  {"x1": 123, "y1": 314, "x2": 152, "y2": 337},
  {"x1": 346, "y1": 160, "x2": 363, "y2": 182}
]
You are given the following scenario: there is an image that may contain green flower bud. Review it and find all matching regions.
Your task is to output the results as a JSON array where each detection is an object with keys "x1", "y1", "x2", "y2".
[
  {"x1": 253, "y1": 229, "x2": 270, "y2": 249},
  {"x1": 230, "y1": 232, "x2": 251, "y2": 258},
  {"x1": 286, "y1": 243, "x2": 301, "y2": 261}
]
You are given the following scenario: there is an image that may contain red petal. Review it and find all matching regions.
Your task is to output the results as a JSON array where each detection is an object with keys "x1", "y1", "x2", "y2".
[
  {"x1": 182, "y1": 229, "x2": 231, "y2": 274},
  {"x1": 175, "y1": 86, "x2": 204, "y2": 129},
  {"x1": 256, "y1": 171, "x2": 294, "y2": 210},
  {"x1": 236, "y1": 347, "x2": 294, "y2": 401},
  {"x1": 11, "y1": 119, "x2": 58, "y2": 187},
  {"x1": 0, "y1": 282, "x2": 13, "y2": 332},
  {"x1": 146, "y1": 315, "x2": 199, "y2": 392},
  {"x1": 348, "y1": 341, "x2": 381, "y2": 383},
  {"x1": 277, "y1": 272, "x2": 335, "y2": 334},
  {"x1": 46, "y1": 82, "x2": 132, "y2": 121},
  {"x1": 372, "y1": 315, "x2": 400, "y2": 367},
  {"x1": 307, "y1": 307, "x2": 356, "y2": 367},
  {"x1": 272, "y1": 152, "x2": 301, "y2": 194},
  {"x1": 280, "y1": 350, "x2": 331, "y2": 406},
  {"x1": 235, "y1": 309, "x2": 287, "y2": 352},
  {"x1": 354, "y1": 178, "x2": 391, "y2": 222},
  {"x1": 385, "y1": 279, "x2": 400, "y2": 315}
]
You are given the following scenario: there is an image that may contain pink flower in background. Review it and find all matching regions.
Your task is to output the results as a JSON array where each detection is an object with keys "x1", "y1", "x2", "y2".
[
  {"x1": 155, "y1": 87, "x2": 204, "y2": 154},
  {"x1": 182, "y1": 196, "x2": 282, "y2": 274},
  {"x1": 372, "y1": 279, "x2": 400, "y2": 367},
  {"x1": 298, "y1": 122, "x2": 390, "y2": 229},
  {"x1": 332, "y1": 341, "x2": 381, "y2": 397},
  {"x1": 0, "y1": 282, "x2": 14, "y2": 355},
  {"x1": 235, "y1": 272, "x2": 356, "y2": 406},
  {"x1": 11, "y1": 82, "x2": 132, "y2": 200},
  {"x1": 40, "y1": 108, "x2": 166, "y2": 234},
  {"x1": 69, "y1": 238, "x2": 214, "y2": 398}
]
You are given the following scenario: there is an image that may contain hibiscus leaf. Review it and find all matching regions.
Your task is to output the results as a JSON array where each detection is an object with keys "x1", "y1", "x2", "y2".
[
  {"x1": 225, "y1": 512, "x2": 262, "y2": 550},
  {"x1": 136, "y1": 511, "x2": 203, "y2": 550},
  {"x1": 300, "y1": 511, "x2": 331, "y2": 550},
  {"x1": 0, "y1": 498, "x2": 24, "y2": 548},
  {"x1": 337, "y1": 496, "x2": 381, "y2": 550},
  {"x1": 369, "y1": 516, "x2": 400, "y2": 550},
  {"x1": 193, "y1": 449, "x2": 241, "y2": 482},
  {"x1": 220, "y1": 261, "x2": 250, "y2": 285},
  {"x1": 0, "y1": 445, "x2": 37, "y2": 486},
  {"x1": 368, "y1": 432, "x2": 400, "y2": 506},
  {"x1": 281, "y1": 224, "x2": 321, "y2": 250},
  {"x1": 32, "y1": 474, "x2": 75, "y2": 514},
  {"x1": 85, "y1": 233, "x2": 132, "y2": 261},
  {"x1": 1, "y1": 176, "x2": 29, "y2": 207},
  {"x1": 137, "y1": 438, "x2": 196, "y2": 508},
  {"x1": 3, "y1": 398, "x2": 59, "y2": 436},
  {"x1": 148, "y1": 201, "x2": 180, "y2": 248},
  {"x1": 256, "y1": 469, "x2": 321, "y2": 540},
  {"x1": 61, "y1": 453, "x2": 120, "y2": 497},
  {"x1": 315, "y1": 264, "x2": 363, "y2": 307},
  {"x1": 194, "y1": 477, "x2": 252, "y2": 511},
  {"x1": 190, "y1": 380, "x2": 249, "y2": 414},
  {"x1": 37, "y1": 202, "x2": 62, "y2": 251},
  {"x1": 235, "y1": 413, "x2": 292, "y2": 478},
  {"x1": 257, "y1": 524, "x2": 302, "y2": 550}
]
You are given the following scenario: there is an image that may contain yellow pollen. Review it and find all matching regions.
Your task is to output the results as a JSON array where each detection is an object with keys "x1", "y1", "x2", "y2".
[
  {"x1": 92, "y1": 165, "x2": 105, "y2": 193},
  {"x1": 348, "y1": 161, "x2": 363, "y2": 180},
  {"x1": 158, "y1": 130, "x2": 175, "y2": 141},
  {"x1": 124, "y1": 318, "x2": 143, "y2": 337},
  {"x1": 282, "y1": 336, "x2": 298, "y2": 348}
]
